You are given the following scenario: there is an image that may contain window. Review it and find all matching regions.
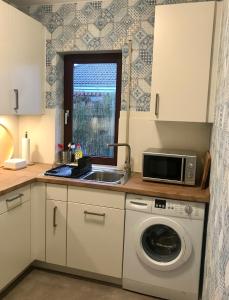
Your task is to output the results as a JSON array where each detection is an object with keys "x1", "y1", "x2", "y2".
[{"x1": 64, "y1": 53, "x2": 122, "y2": 165}]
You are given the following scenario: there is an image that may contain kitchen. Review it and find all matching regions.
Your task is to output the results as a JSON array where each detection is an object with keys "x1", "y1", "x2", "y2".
[{"x1": 0, "y1": 0, "x2": 228, "y2": 299}]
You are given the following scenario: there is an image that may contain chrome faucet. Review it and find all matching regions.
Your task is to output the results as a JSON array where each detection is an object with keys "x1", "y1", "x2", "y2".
[{"x1": 107, "y1": 143, "x2": 131, "y2": 175}]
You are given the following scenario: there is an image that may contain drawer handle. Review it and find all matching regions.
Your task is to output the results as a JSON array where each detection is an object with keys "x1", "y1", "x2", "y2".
[
  {"x1": 6, "y1": 193, "x2": 23, "y2": 210},
  {"x1": 84, "y1": 211, "x2": 105, "y2": 217},
  {"x1": 6, "y1": 193, "x2": 24, "y2": 202},
  {"x1": 130, "y1": 201, "x2": 148, "y2": 206},
  {"x1": 53, "y1": 206, "x2": 58, "y2": 227}
]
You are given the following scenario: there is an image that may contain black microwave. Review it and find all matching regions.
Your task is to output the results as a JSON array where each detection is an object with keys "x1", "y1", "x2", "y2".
[{"x1": 142, "y1": 148, "x2": 197, "y2": 185}]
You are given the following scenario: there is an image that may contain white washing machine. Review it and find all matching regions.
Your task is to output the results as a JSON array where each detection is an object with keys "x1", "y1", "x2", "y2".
[{"x1": 123, "y1": 194, "x2": 205, "y2": 300}]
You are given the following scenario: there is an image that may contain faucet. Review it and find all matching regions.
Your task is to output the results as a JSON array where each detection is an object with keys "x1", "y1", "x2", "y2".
[{"x1": 107, "y1": 143, "x2": 131, "y2": 176}]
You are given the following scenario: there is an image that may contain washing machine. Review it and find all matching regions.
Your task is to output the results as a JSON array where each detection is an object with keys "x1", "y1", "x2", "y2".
[{"x1": 123, "y1": 194, "x2": 205, "y2": 300}]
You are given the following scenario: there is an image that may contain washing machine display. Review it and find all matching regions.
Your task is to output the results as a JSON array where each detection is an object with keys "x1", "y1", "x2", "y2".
[{"x1": 142, "y1": 224, "x2": 181, "y2": 262}]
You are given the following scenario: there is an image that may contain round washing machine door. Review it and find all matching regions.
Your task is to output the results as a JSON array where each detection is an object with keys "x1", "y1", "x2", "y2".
[{"x1": 135, "y1": 217, "x2": 192, "y2": 271}]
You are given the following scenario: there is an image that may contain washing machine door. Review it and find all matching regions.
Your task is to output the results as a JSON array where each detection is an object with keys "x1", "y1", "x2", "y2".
[{"x1": 136, "y1": 216, "x2": 192, "y2": 271}]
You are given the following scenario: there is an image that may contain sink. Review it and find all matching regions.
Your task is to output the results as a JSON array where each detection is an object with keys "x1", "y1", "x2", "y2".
[{"x1": 80, "y1": 169, "x2": 128, "y2": 184}]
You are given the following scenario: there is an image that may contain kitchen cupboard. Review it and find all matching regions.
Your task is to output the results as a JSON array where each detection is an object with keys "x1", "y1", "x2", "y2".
[
  {"x1": 0, "y1": 186, "x2": 31, "y2": 291},
  {"x1": 31, "y1": 182, "x2": 46, "y2": 262},
  {"x1": 67, "y1": 187, "x2": 125, "y2": 278},
  {"x1": 46, "y1": 185, "x2": 67, "y2": 266},
  {"x1": 151, "y1": 1, "x2": 222, "y2": 122},
  {"x1": 0, "y1": 0, "x2": 45, "y2": 115}
]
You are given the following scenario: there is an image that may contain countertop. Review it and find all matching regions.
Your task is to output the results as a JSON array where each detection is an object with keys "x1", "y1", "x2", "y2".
[{"x1": 0, "y1": 164, "x2": 210, "y2": 203}]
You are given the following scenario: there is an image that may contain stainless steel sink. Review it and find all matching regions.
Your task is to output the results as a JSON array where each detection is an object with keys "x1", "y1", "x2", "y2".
[{"x1": 80, "y1": 169, "x2": 128, "y2": 184}]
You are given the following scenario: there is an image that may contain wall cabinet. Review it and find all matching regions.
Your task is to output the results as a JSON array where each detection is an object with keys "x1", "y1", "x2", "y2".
[
  {"x1": 0, "y1": 0, "x2": 45, "y2": 115},
  {"x1": 67, "y1": 187, "x2": 125, "y2": 278},
  {"x1": 0, "y1": 186, "x2": 31, "y2": 291},
  {"x1": 151, "y1": 1, "x2": 222, "y2": 122}
]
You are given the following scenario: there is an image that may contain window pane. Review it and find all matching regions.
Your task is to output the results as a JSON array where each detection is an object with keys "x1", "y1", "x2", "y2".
[{"x1": 72, "y1": 63, "x2": 117, "y2": 158}]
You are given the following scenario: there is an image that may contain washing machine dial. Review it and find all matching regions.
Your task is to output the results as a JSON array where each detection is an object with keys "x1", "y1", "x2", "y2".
[{"x1": 184, "y1": 205, "x2": 193, "y2": 215}]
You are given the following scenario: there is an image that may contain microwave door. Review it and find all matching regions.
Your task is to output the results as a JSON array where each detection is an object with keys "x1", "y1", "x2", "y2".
[{"x1": 143, "y1": 155, "x2": 183, "y2": 184}]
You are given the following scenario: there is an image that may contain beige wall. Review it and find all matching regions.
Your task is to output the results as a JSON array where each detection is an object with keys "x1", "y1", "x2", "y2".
[
  {"x1": 0, "y1": 110, "x2": 210, "y2": 173},
  {"x1": 18, "y1": 109, "x2": 56, "y2": 164},
  {"x1": 0, "y1": 115, "x2": 19, "y2": 157}
]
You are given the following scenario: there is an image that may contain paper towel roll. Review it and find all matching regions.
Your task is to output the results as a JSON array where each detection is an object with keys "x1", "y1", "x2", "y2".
[{"x1": 22, "y1": 136, "x2": 30, "y2": 165}]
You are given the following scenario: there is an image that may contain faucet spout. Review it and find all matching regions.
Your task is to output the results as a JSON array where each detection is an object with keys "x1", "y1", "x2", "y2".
[{"x1": 107, "y1": 143, "x2": 131, "y2": 175}]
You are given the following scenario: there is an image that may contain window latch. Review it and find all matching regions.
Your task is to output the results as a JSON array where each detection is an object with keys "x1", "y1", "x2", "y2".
[{"x1": 64, "y1": 110, "x2": 70, "y2": 125}]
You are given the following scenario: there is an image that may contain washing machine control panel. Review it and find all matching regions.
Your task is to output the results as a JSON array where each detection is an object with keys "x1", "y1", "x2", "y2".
[
  {"x1": 126, "y1": 195, "x2": 205, "y2": 220},
  {"x1": 152, "y1": 198, "x2": 205, "y2": 219}
]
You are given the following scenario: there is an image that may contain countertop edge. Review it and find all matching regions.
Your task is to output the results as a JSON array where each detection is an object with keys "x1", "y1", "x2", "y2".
[{"x1": 0, "y1": 165, "x2": 210, "y2": 203}]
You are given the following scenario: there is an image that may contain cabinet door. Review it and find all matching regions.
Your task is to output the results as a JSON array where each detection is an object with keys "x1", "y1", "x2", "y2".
[
  {"x1": 151, "y1": 2, "x2": 215, "y2": 122},
  {"x1": 9, "y1": 5, "x2": 45, "y2": 115},
  {"x1": 31, "y1": 183, "x2": 46, "y2": 261},
  {"x1": 0, "y1": 199, "x2": 30, "y2": 290},
  {"x1": 46, "y1": 200, "x2": 67, "y2": 266},
  {"x1": 0, "y1": 0, "x2": 11, "y2": 114},
  {"x1": 67, "y1": 202, "x2": 124, "y2": 278}
]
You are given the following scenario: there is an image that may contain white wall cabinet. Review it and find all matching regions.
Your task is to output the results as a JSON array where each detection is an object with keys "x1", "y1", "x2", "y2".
[
  {"x1": 0, "y1": 0, "x2": 10, "y2": 113},
  {"x1": 0, "y1": 0, "x2": 45, "y2": 115},
  {"x1": 151, "y1": 1, "x2": 222, "y2": 122},
  {"x1": 67, "y1": 187, "x2": 125, "y2": 278},
  {"x1": 0, "y1": 186, "x2": 31, "y2": 291}
]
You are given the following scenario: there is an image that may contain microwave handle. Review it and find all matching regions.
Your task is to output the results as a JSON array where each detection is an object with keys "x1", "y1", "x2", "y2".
[{"x1": 181, "y1": 157, "x2": 185, "y2": 183}]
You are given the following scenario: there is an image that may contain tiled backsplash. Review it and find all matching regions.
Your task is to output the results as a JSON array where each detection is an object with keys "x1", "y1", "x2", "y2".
[
  {"x1": 19, "y1": 0, "x2": 211, "y2": 111},
  {"x1": 203, "y1": 0, "x2": 229, "y2": 299}
]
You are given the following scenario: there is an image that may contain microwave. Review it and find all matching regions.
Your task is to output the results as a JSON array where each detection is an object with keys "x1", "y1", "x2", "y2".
[{"x1": 142, "y1": 148, "x2": 197, "y2": 185}]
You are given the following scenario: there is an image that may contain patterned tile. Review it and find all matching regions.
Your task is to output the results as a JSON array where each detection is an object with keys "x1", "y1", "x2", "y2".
[
  {"x1": 46, "y1": 65, "x2": 58, "y2": 86},
  {"x1": 136, "y1": 93, "x2": 150, "y2": 111},
  {"x1": 203, "y1": 1, "x2": 229, "y2": 300},
  {"x1": 46, "y1": 12, "x2": 64, "y2": 33},
  {"x1": 46, "y1": 40, "x2": 56, "y2": 66},
  {"x1": 132, "y1": 85, "x2": 144, "y2": 100},
  {"x1": 46, "y1": 91, "x2": 56, "y2": 108}
]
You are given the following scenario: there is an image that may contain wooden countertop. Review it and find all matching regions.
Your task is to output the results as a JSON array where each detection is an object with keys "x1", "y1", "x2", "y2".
[{"x1": 0, "y1": 164, "x2": 210, "y2": 203}]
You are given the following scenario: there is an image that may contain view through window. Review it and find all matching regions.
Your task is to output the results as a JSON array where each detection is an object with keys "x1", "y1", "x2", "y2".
[{"x1": 64, "y1": 53, "x2": 122, "y2": 165}]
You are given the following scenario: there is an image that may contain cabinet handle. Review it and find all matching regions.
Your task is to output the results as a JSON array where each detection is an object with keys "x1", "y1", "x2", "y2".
[
  {"x1": 84, "y1": 210, "x2": 105, "y2": 217},
  {"x1": 6, "y1": 193, "x2": 24, "y2": 203},
  {"x1": 14, "y1": 89, "x2": 19, "y2": 112},
  {"x1": 130, "y1": 201, "x2": 148, "y2": 206},
  {"x1": 6, "y1": 193, "x2": 23, "y2": 210},
  {"x1": 53, "y1": 206, "x2": 58, "y2": 227},
  {"x1": 155, "y1": 93, "x2": 160, "y2": 117}
]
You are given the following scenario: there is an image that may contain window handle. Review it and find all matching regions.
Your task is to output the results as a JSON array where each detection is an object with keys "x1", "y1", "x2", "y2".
[
  {"x1": 64, "y1": 110, "x2": 69, "y2": 125},
  {"x1": 14, "y1": 89, "x2": 19, "y2": 112}
]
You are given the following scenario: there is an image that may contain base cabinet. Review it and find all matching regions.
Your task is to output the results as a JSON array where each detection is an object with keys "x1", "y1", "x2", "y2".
[
  {"x1": 46, "y1": 199, "x2": 67, "y2": 266},
  {"x1": 67, "y1": 201, "x2": 124, "y2": 278},
  {"x1": 31, "y1": 183, "x2": 46, "y2": 262},
  {"x1": 0, "y1": 186, "x2": 31, "y2": 291}
]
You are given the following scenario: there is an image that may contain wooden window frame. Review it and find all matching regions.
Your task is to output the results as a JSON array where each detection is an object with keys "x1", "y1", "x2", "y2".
[{"x1": 64, "y1": 52, "x2": 122, "y2": 166}]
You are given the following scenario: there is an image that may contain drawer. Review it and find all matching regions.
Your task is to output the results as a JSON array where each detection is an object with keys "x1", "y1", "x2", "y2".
[
  {"x1": 46, "y1": 184, "x2": 67, "y2": 202},
  {"x1": 68, "y1": 186, "x2": 125, "y2": 209},
  {"x1": 0, "y1": 185, "x2": 30, "y2": 215}
]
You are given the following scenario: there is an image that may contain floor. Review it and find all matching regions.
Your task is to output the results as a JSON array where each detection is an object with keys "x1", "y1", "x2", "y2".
[{"x1": 2, "y1": 269, "x2": 157, "y2": 300}]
